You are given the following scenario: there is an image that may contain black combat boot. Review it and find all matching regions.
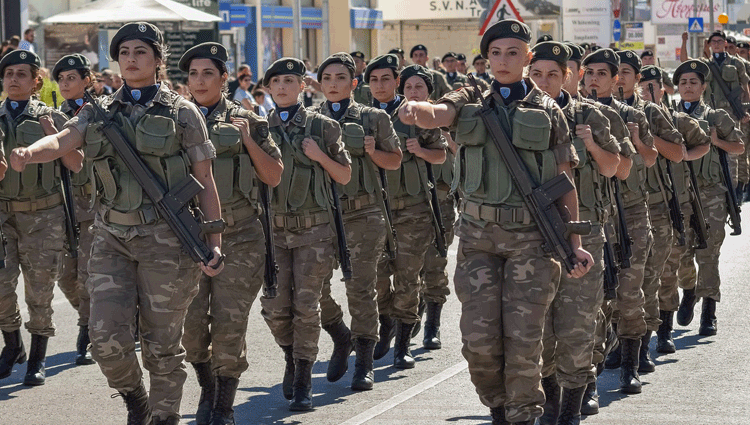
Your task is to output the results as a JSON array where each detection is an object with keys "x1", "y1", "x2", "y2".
[
  {"x1": 373, "y1": 315, "x2": 396, "y2": 360},
  {"x1": 151, "y1": 416, "x2": 179, "y2": 425},
  {"x1": 115, "y1": 383, "x2": 151, "y2": 425},
  {"x1": 656, "y1": 310, "x2": 676, "y2": 353},
  {"x1": 638, "y1": 331, "x2": 655, "y2": 373},
  {"x1": 75, "y1": 325, "x2": 95, "y2": 365},
  {"x1": 289, "y1": 359, "x2": 314, "y2": 411},
  {"x1": 557, "y1": 385, "x2": 586, "y2": 425},
  {"x1": 580, "y1": 381, "x2": 599, "y2": 416},
  {"x1": 211, "y1": 375, "x2": 239, "y2": 425},
  {"x1": 490, "y1": 406, "x2": 509, "y2": 425},
  {"x1": 619, "y1": 338, "x2": 642, "y2": 394},
  {"x1": 422, "y1": 301, "x2": 443, "y2": 350},
  {"x1": 676, "y1": 288, "x2": 698, "y2": 326},
  {"x1": 604, "y1": 338, "x2": 621, "y2": 369},
  {"x1": 351, "y1": 338, "x2": 375, "y2": 391},
  {"x1": 537, "y1": 375, "x2": 560, "y2": 425},
  {"x1": 323, "y1": 319, "x2": 353, "y2": 382},
  {"x1": 281, "y1": 345, "x2": 294, "y2": 400},
  {"x1": 393, "y1": 321, "x2": 416, "y2": 369},
  {"x1": 698, "y1": 297, "x2": 717, "y2": 336},
  {"x1": 412, "y1": 295, "x2": 426, "y2": 338},
  {"x1": 0, "y1": 329, "x2": 26, "y2": 379},
  {"x1": 23, "y1": 334, "x2": 48, "y2": 386},
  {"x1": 191, "y1": 362, "x2": 215, "y2": 425}
]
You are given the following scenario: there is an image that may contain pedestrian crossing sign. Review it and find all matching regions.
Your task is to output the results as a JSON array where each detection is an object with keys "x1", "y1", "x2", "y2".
[
  {"x1": 688, "y1": 17, "x2": 704, "y2": 33},
  {"x1": 480, "y1": 0, "x2": 524, "y2": 36}
]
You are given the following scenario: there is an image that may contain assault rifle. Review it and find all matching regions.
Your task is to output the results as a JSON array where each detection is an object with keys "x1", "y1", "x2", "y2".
[
  {"x1": 602, "y1": 223, "x2": 619, "y2": 300},
  {"x1": 710, "y1": 94, "x2": 742, "y2": 235},
  {"x1": 330, "y1": 180, "x2": 353, "y2": 280},
  {"x1": 52, "y1": 91, "x2": 80, "y2": 258},
  {"x1": 467, "y1": 75, "x2": 591, "y2": 272},
  {"x1": 706, "y1": 59, "x2": 749, "y2": 121},
  {"x1": 379, "y1": 167, "x2": 398, "y2": 260},
  {"x1": 82, "y1": 92, "x2": 225, "y2": 267},
  {"x1": 687, "y1": 162, "x2": 710, "y2": 249},
  {"x1": 258, "y1": 182, "x2": 278, "y2": 298},
  {"x1": 425, "y1": 163, "x2": 447, "y2": 258}
]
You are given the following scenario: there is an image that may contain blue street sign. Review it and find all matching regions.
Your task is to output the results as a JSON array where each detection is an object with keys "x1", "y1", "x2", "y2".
[
  {"x1": 688, "y1": 17, "x2": 704, "y2": 33},
  {"x1": 613, "y1": 19, "x2": 621, "y2": 42}
]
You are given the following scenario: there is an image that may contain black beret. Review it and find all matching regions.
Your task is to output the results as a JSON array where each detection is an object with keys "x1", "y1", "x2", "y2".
[
  {"x1": 738, "y1": 41, "x2": 750, "y2": 49},
  {"x1": 388, "y1": 48, "x2": 404, "y2": 56},
  {"x1": 640, "y1": 50, "x2": 654, "y2": 58},
  {"x1": 0, "y1": 49, "x2": 41, "y2": 75},
  {"x1": 410, "y1": 44, "x2": 428, "y2": 56},
  {"x1": 456, "y1": 53, "x2": 467, "y2": 61},
  {"x1": 564, "y1": 42, "x2": 585, "y2": 62},
  {"x1": 263, "y1": 57, "x2": 306, "y2": 86},
  {"x1": 590, "y1": 45, "x2": 601, "y2": 52},
  {"x1": 317, "y1": 52, "x2": 356, "y2": 82},
  {"x1": 727, "y1": 36, "x2": 737, "y2": 45},
  {"x1": 442, "y1": 52, "x2": 458, "y2": 62},
  {"x1": 582, "y1": 48, "x2": 620, "y2": 69},
  {"x1": 480, "y1": 19, "x2": 531, "y2": 58},
  {"x1": 350, "y1": 51, "x2": 366, "y2": 61},
  {"x1": 580, "y1": 42, "x2": 591, "y2": 50},
  {"x1": 537, "y1": 34, "x2": 553, "y2": 43},
  {"x1": 617, "y1": 50, "x2": 641, "y2": 73},
  {"x1": 364, "y1": 54, "x2": 399, "y2": 83},
  {"x1": 178, "y1": 42, "x2": 227, "y2": 72},
  {"x1": 473, "y1": 54, "x2": 485, "y2": 64},
  {"x1": 109, "y1": 22, "x2": 163, "y2": 61},
  {"x1": 531, "y1": 42, "x2": 572, "y2": 66},
  {"x1": 398, "y1": 64, "x2": 434, "y2": 95},
  {"x1": 673, "y1": 59, "x2": 709, "y2": 85},
  {"x1": 640, "y1": 65, "x2": 662, "y2": 83},
  {"x1": 52, "y1": 54, "x2": 91, "y2": 81},
  {"x1": 709, "y1": 30, "x2": 726, "y2": 41}
]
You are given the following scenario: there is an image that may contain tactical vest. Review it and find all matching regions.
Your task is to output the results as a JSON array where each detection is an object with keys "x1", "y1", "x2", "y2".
[
  {"x1": 705, "y1": 59, "x2": 742, "y2": 110},
  {"x1": 691, "y1": 116, "x2": 723, "y2": 187},
  {"x1": 338, "y1": 109, "x2": 377, "y2": 199},
  {"x1": 432, "y1": 149, "x2": 455, "y2": 192},
  {"x1": 568, "y1": 101, "x2": 610, "y2": 222},
  {"x1": 271, "y1": 113, "x2": 331, "y2": 216},
  {"x1": 388, "y1": 116, "x2": 430, "y2": 208},
  {"x1": 61, "y1": 101, "x2": 93, "y2": 192},
  {"x1": 614, "y1": 102, "x2": 648, "y2": 207},
  {"x1": 83, "y1": 94, "x2": 190, "y2": 213},
  {"x1": 452, "y1": 100, "x2": 558, "y2": 227},
  {"x1": 208, "y1": 102, "x2": 259, "y2": 212},
  {"x1": 353, "y1": 83, "x2": 373, "y2": 107},
  {"x1": 0, "y1": 107, "x2": 59, "y2": 201}
]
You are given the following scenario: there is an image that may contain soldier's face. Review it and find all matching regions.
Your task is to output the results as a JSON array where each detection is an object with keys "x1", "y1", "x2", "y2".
[
  {"x1": 727, "y1": 44, "x2": 737, "y2": 55},
  {"x1": 402, "y1": 75, "x2": 430, "y2": 102},
  {"x1": 616, "y1": 64, "x2": 639, "y2": 95},
  {"x1": 320, "y1": 63, "x2": 355, "y2": 103},
  {"x1": 457, "y1": 60, "x2": 467, "y2": 74},
  {"x1": 678, "y1": 73, "x2": 705, "y2": 102},
  {"x1": 487, "y1": 38, "x2": 532, "y2": 84},
  {"x1": 709, "y1": 36, "x2": 726, "y2": 53},
  {"x1": 268, "y1": 74, "x2": 304, "y2": 107},
  {"x1": 187, "y1": 58, "x2": 227, "y2": 107},
  {"x1": 3, "y1": 64, "x2": 37, "y2": 100},
  {"x1": 740, "y1": 48, "x2": 750, "y2": 60},
  {"x1": 411, "y1": 50, "x2": 428, "y2": 66},
  {"x1": 368, "y1": 68, "x2": 399, "y2": 103},
  {"x1": 641, "y1": 55, "x2": 655, "y2": 66},
  {"x1": 353, "y1": 57, "x2": 366, "y2": 74},
  {"x1": 474, "y1": 59, "x2": 487, "y2": 74},
  {"x1": 443, "y1": 57, "x2": 458, "y2": 73},
  {"x1": 563, "y1": 60, "x2": 582, "y2": 95},
  {"x1": 529, "y1": 59, "x2": 566, "y2": 99},
  {"x1": 57, "y1": 69, "x2": 89, "y2": 101},
  {"x1": 638, "y1": 81, "x2": 663, "y2": 103},
  {"x1": 117, "y1": 39, "x2": 161, "y2": 87},
  {"x1": 584, "y1": 63, "x2": 617, "y2": 97}
]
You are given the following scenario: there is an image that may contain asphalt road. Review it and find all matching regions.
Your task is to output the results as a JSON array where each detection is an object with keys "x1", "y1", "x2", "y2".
[{"x1": 1, "y1": 210, "x2": 750, "y2": 424}]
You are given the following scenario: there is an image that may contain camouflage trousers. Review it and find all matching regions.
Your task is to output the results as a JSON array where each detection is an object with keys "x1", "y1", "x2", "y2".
[
  {"x1": 320, "y1": 212, "x2": 386, "y2": 341},
  {"x1": 0, "y1": 205, "x2": 65, "y2": 337},
  {"x1": 377, "y1": 203, "x2": 434, "y2": 324},
  {"x1": 678, "y1": 184, "x2": 727, "y2": 302},
  {"x1": 420, "y1": 196, "x2": 456, "y2": 305},
  {"x1": 454, "y1": 218, "x2": 560, "y2": 423},
  {"x1": 541, "y1": 228, "x2": 605, "y2": 389},
  {"x1": 183, "y1": 215, "x2": 265, "y2": 378},
  {"x1": 57, "y1": 200, "x2": 95, "y2": 327},
  {"x1": 642, "y1": 201, "x2": 674, "y2": 332},
  {"x1": 660, "y1": 202, "x2": 698, "y2": 311},
  {"x1": 260, "y1": 238, "x2": 335, "y2": 362},
  {"x1": 592, "y1": 301, "x2": 613, "y2": 367},
  {"x1": 612, "y1": 201, "x2": 652, "y2": 339},
  {"x1": 738, "y1": 121, "x2": 750, "y2": 184},
  {"x1": 87, "y1": 220, "x2": 201, "y2": 420}
]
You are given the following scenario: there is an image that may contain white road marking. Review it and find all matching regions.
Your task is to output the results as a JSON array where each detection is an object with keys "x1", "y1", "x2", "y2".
[{"x1": 339, "y1": 361, "x2": 468, "y2": 425}]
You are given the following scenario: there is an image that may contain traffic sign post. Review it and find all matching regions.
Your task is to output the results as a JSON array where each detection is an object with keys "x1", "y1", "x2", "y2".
[
  {"x1": 688, "y1": 17, "x2": 704, "y2": 33},
  {"x1": 613, "y1": 19, "x2": 621, "y2": 43},
  {"x1": 479, "y1": 0, "x2": 524, "y2": 35}
]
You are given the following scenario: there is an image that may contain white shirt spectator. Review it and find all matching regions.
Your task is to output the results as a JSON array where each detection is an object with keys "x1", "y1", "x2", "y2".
[{"x1": 18, "y1": 40, "x2": 34, "y2": 53}]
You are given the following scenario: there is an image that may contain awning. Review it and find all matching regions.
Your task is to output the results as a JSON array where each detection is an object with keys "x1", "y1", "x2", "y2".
[{"x1": 42, "y1": 0, "x2": 221, "y2": 24}]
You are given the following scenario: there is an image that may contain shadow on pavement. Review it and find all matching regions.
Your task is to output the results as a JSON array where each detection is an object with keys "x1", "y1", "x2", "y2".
[
  {"x1": 446, "y1": 415, "x2": 491, "y2": 423},
  {"x1": 0, "y1": 351, "x2": 78, "y2": 399}
]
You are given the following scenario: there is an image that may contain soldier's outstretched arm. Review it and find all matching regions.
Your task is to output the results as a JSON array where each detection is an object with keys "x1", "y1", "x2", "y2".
[
  {"x1": 399, "y1": 100, "x2": 457, "y2": 130},
  {"x1": 9, "y1": 126, "x2": 84, "y2": 172}
]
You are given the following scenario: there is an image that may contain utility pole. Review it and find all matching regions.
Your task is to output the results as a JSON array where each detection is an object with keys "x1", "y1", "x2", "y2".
[
  {"x1": 322, "y1": 0, "x2": 330, "y2": 59},
  {"x1": 293, "y1": 0, "x2": 302, "y2": 58},
  {"x1": 708, "y1": 0, "x2": 714, "y2": 33}
]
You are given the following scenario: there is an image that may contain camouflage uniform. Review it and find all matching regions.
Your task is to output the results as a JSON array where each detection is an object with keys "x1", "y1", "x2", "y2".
[
  {"x1": 420, "y1": 188, "x2": 456, "y2": 305},
  {"x1": 733, "y1": 55, "x2": 750, "y2": 186},
  {"x1": 57, "y1": 100, "x2": 95, "y2": 328},
  {"x1": 260, "y1": 105, "x2": 350, "y2": 362},
  {"x1": 353, "y1": 75, "x2": 373, "y2": 107},
  {"x1": 0, "y1": 99, "x2": 68, "y2": 339},
  {"x1": 182, "y1": 97, "x2": 281, "y2": 378},
  {"x1": 429, "y1": 69, "x2": 453, "y2": 102},
  {"x1": 541, "y1": 91, "x2": 620, "y2": 388},
  {"x1": 376, "y1": 100, "x2": 446, "y2": 325},
  {"x1": 316, "y1": 100, "x2": 400, "y2": 341},
  {"x1": 440, "y1": 81, "x2": 578, "y2": 423},
  {"x1": 445, "y1": 72, "x2": 469, "y2": 90},
  {"x1": 64, "y1": 84, "x2": 216, "y2": 420}
]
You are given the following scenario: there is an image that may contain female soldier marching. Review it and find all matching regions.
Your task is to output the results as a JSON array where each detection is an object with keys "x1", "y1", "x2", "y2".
[
  {"x1": 178, "y1": 42, "x2": 283, "y2": 424},
  {"x1": 399, "y1": 20, "x2": 592, "y2": 424},
  {"x1": 9, "y1": 22, "x2": 224, "y2": 425}
]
